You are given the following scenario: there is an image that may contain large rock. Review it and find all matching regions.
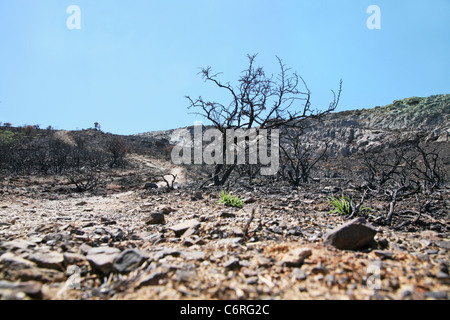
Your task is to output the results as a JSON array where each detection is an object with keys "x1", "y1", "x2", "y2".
[
  {"x1": 137, "y1": 270, "x2": 168, "y2": 287},
  {"x1": 0, "y1": 252, "x2": 36, "y2": 269},
  {"x1": 280, "y1": 248, "x2": 312, "y2": 267},
  {"x1": 169, "y1": 219, "x2": 200, "y2": 237},
  {"x1": 27, "y1": 251, "x2": 65, "y2": 270},
  {"x1": 86, "y1": 247, "x2": 121, "y2": 274},
  {"x1": 113, "y1": 249, "x2": 147, "y2": 274},
  {"x1": 63, "y1": 252, "x2": 87, "y2": 266},
  {"x1": 145, "y1": 212, "x2": 166, "y2": 225},
  {"x1": 323, "y1": 218, "x2": 377, "y2": 250}
]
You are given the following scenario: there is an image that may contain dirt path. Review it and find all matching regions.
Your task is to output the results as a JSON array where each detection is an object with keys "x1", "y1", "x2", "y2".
[{"x1": 128, "y1": 154, "x2": 186, "y2": 184}]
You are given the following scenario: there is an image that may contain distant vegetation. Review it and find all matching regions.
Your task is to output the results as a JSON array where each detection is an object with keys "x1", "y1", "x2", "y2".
[{"x1": 0, "y1": 124, "x2": 128, "y2": 192}]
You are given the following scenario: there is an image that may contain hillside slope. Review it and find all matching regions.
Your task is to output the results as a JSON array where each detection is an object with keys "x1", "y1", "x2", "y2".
[
  {"x1": 137, "y1": 94, "x2": 449, "y2": 157},
  {"x1": 305, "y1": 94, "x2": 449, "y2": 157}
]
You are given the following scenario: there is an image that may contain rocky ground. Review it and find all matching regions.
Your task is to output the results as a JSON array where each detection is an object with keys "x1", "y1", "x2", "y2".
[{"x1": 0, "y1": 171, "x2": 449, "y2": 300}]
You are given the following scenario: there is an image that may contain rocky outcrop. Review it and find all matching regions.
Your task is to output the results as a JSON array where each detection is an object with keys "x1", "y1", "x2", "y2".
[{"x1": 298, "y1": 94, "x2": 450, "y2": 157}]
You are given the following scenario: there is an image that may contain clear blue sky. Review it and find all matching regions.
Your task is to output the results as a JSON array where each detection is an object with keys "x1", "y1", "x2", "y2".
[{"x1": 1, "y1": 0, "x2": 449, "y2": 135}]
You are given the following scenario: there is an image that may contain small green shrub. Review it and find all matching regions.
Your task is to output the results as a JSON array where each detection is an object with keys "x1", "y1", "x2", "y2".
[
  {"x1": 217, "y1": 190, "x2": 244, "y2": 208},
  {"x1": 328, "y1": 194, "x2": 372, "y2": 216},
  {"x1": 328, "y1": 194, "x2": 354, "y2": 215}
]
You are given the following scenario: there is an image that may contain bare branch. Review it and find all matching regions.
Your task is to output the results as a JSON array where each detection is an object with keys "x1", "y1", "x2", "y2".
[{"x1": 186, "y1": 54, "x2": 342, "y2": 185}]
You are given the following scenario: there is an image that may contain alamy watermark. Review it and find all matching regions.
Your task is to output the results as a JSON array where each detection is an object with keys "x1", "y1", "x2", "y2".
[
  {"x1": 66, "y1": 5, "x2": 81, "y2": 30},
  {"x1": 170, "y1": 122, "x2": 280, "y2": 176},
  {"x1": 367, "y1": 5, "x2": 381, "y2": 30},
  {"x1": 66, "y1": 5, "x2": 379, "y2": 31},
  {"x1": 366, "y1": 261, "x2": 382, "y2": 290},
  {"x1": 66, "y1": 265, "x2": 81, "y2": 290}
]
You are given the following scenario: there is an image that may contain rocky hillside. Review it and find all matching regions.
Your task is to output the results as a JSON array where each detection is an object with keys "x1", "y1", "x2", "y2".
[
  {"x1": 137, "y1": 94, "x2": 450, "y2": 158},
  {"x1": 304, "y1": 94, "x2": 449, "y2": 157}
]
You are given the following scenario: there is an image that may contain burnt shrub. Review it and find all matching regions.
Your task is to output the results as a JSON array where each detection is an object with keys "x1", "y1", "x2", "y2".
[
  {"x1": 66, "y1": 167, "x2": 101, "y2": 192},
  {"x1": 106, "y1": 136, "x2": 127, "y2": 168}
]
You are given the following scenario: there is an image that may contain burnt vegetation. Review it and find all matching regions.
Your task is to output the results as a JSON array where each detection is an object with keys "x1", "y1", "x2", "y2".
[
  {"x1": 358, "y1": 136, "x2": 448, "y2": 226},
  {"x1": 0, "y1": 125, "x2": 130, "y2": 192}
]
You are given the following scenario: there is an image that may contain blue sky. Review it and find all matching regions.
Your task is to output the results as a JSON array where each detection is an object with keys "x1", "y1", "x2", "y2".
[{"x1": 0, "y1": 0, "x2": 449, "y2": 135}]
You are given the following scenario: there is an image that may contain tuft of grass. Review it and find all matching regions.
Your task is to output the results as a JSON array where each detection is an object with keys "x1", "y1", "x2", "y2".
[
  {"x1": 328, "y1": 194, "x2": 354, "y2": 216},
  {"x1": 217, "y1": 190, "x2": 244, "y2": 208},
  {"x1": 328, "y1": 193, "x2": 372, "y2": 216}
]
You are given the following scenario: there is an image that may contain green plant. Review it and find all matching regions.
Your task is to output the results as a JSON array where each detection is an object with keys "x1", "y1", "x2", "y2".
[
  {"x1": 328, "y1": 193, "x2": 372, "y2": 217},
  {"x1": 217, "y1": 190, "x2": 244, "y2": 208},
  {"x1": 328, "y1": 194, "x2": 354, "y2": 215}
]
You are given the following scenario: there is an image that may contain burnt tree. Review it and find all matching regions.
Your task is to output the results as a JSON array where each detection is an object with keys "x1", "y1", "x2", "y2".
[{"x1": 186, "y1": 54, "x2": 342, "y2": 186}]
